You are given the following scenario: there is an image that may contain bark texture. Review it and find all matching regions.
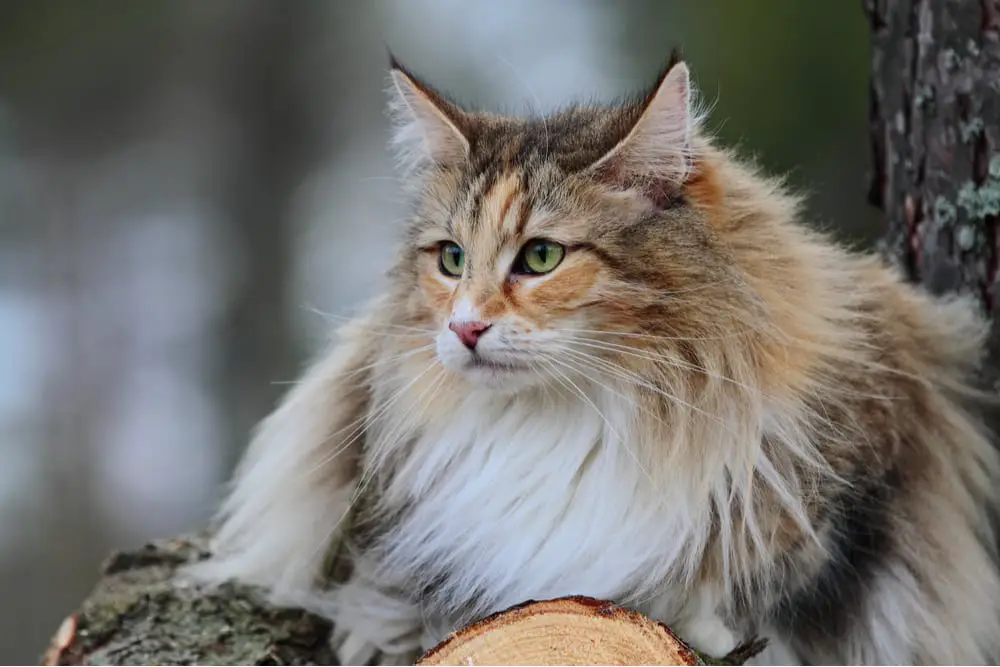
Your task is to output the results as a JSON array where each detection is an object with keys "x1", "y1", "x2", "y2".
[
  {"x1": 865, "y1": 0, "x2": 1000, "y2": 361},
  {"x1": 41, "y1": 537, "x2": 763, "y2": 666},
  {"x1": 39, "y1": 541, "x2": 761, "y2": 667},
  {"x1": 39, "y1": 536, "x2": 337, "y2": 666}
]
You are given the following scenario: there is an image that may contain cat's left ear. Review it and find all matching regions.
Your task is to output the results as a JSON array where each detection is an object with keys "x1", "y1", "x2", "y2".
[
  {"x1": 387, "y1": 56, "x2": 471, "y2": 174},
  {"x1": 587, "y1": 58, "x2": 698, "y2": 189}
]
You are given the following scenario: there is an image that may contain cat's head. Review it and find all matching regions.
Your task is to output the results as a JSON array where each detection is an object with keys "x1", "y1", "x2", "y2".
[{"x1": 385, "y1": 54, "x2": 760, "y2": 392}]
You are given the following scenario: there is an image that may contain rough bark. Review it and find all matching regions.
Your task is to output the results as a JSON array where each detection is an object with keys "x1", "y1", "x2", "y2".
[
  {"x1": 39, "y1": 536, "x2": 337, "y2": 666},
  {"x1": 39, "y1": 540, "x2": 760, "y2": 666},
  {"x1": 865, "y1": 0, "x2": 1000, "y2": 373}
]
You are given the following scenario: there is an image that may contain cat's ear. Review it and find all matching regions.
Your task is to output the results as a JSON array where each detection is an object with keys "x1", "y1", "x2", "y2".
[
  {"x1": 588, "y1": 58, "x2": 698, "y2": 189},
  {"x1": 387, "y1": 56, "x2": 471, "y2": 173}
]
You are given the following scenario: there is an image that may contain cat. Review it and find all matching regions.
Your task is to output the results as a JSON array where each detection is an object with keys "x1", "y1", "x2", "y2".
[{"x1": 188, "y1": 52, "x2": 1000, "y2": 665}]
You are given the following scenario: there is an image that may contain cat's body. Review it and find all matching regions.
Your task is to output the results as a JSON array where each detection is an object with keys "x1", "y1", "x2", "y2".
[{"x1": 190, "y1": 55, "x2": 1000, "y2": 664}]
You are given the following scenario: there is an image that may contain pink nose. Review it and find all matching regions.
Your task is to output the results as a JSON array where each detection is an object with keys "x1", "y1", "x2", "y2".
[{"x1": 449, "y1": 320, "x2": 491, "y2": 349}]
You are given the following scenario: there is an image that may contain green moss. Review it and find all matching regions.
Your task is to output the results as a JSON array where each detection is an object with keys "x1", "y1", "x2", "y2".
[
  {"x1": 942, "y1": 48, "x2": 959, "y2": 71},
  {"x1": 46, "y1": 538, "x2": 337, "y2": 666},
  {"x1": 957, "y1": 155, "x2": 1000, "y2": 221},
  {"x1": 957, "y1": 225, "x2": 977, "y2": 251},
  {"x1": 960, "y1": 118, "x2": 984, "y2": 143},
  {"x1": 914, "y1": 84, "x2": 935, "y2": 109},
  {"x1": 934, "y1": 196, "x2": 957, "y2": 226}
]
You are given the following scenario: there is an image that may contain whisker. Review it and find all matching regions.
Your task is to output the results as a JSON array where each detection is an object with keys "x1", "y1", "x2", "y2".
[
  {"x1": 366, "y1": 368, "x2": 447, "y2": 473},
  {"x1": 538, "y1": 354, "x2": 660, "y2": 493},
  {"x1": 550, "y1": 326, "x2": 758, "y2": 343},
  {"x1": 329, "y1": 344, "x2": 438, "y2": 392},
  {"x1": 308, "y1": 357, "x2": 439, "y2": 477},
  {"x1": 561, "y1": 336, "x2": 763, "y2": 396},
  {"x1": 316, "y1": 363, "x2": 443, "y2": 568},
  {"x1": 569, "y1": 331, "x2": 899, "y2": 404},
  {"x1": 272, "y1": 344, "x2": 436, "y2": 388},
  {"x1": 662, "y1": 275, "x2": 746, "y2": 296},
  {"x1": 352, "y1": 367, "x2": 447, "y2": 510},
  {"x1": 554, "y1": 343, "x2": 742, "y2": 438},
  {"x1": 542, "y1": 356, "x2": 625, "y2": 442},
  {"x1": 317, "y1": 365, "x2": 446, "y2": 569},
  {"x1": 551, "y1": 348, "x2": 672, "y2": 432},
  {"x1": 305, "y1": 306, "x2": 438, "y2": 336}
]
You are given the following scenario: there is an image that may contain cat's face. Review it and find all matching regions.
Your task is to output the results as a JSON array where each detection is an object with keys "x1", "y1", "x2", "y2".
[
  {"x1": 418, "y1": 167, "x2": 630, "y2": 391},
  {"x1": 386, "y1": 56, "x2": 740, "y2": 392}
]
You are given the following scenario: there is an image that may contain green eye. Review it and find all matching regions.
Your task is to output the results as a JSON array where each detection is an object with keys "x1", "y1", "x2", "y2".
[
  {"x1": 439, "y1": 242, "x2": 464, "y2": 277},
  {"x1": 516, "y1": 239, "x2": 565, "y2": 275}
]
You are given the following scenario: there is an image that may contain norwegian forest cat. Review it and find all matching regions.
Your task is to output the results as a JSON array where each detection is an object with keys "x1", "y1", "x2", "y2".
[{"x1": 190, "y1": 53, "x2": 1000, "y2": 664}]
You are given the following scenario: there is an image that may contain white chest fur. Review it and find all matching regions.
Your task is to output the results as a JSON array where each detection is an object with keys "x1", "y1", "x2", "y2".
[{"x1": 367, "y1": 383, "x2": 716, "y2": 632}]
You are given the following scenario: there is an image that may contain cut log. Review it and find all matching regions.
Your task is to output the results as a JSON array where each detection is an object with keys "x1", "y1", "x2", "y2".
[
  {"x1": 40, "y1": 536, "x2": 764, "y2": 666},
  {"x1": 417, "y1": 597, "x2": 764, "y2": 667}
]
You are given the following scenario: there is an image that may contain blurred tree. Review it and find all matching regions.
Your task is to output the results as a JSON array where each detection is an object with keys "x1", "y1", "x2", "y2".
[
  {"x1": 0, "y1": 4, "x2": 183, "y2": 661},
  {"x1": 866, "y1": 0, "x2": 1000, "y2": 375},
  {"x1": 204, "y1": 0, "x2": 327, "y2": 471},
  {"x1": 0, "y1": 2, "x2": 330, "y2": 660},
  {"x1": 609, "y1": 0, "x2": 878, "y2": 245}
]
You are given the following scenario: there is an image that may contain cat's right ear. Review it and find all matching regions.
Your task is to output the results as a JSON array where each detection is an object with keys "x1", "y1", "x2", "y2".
[{"x1": 387, "y1": 55, "x2": 471, "y2": 174}]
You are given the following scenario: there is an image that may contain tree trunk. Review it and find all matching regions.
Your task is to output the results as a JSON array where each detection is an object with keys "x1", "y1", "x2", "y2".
[
  {"x1": 212, "y1": 0, "x2": 323, "y2": 473},
  {"x1": 41, "y1": 3, "x2": 1000, "y2": 665},
  {"x1": 864, "y1": 0, "x2": 1000, "y2": 373}
]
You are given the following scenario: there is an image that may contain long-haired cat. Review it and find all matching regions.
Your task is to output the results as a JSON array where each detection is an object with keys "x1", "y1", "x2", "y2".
[{"x1": 189, "y1": 53, "x2": 1000, "y2": 664}]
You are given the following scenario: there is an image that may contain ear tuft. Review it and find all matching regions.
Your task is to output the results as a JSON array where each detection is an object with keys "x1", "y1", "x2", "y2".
[
  {"x1": 386, "y1": 57, "x2": 470, "y2": 177},
  {"x1": 588, "y1": 59, "x2": 703, "y2": 191},
  {"x1": 665, "y1": 46, "x2": 684, "y2": 72}
]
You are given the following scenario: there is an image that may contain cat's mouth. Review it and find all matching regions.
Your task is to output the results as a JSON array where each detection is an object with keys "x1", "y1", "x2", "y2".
[
  {"x1": 465, "y1": 355, "x2": 528, "y2": 373},
  {"x1": 454, "y1": 354, "x2": 539, "y2": 391}
]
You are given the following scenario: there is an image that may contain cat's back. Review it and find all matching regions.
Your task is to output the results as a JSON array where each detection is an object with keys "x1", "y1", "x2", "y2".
[{"x1": 763, "y1": 249, "x2": 1000, "y2": 663}]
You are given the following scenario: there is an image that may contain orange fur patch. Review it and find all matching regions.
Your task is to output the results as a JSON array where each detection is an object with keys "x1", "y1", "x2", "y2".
[
  {"x1": 520, "y1": 258, "x2": 601, "y2": 323},
  {"x1": 481, "y1": 172, "x2": 524, "y2": 235},
  {"x1": 684, "y1": 157, "x2": 725, "y2": 226},
  {"x1": 419, "y1": 262, "x2": 455, "y2": 314}
]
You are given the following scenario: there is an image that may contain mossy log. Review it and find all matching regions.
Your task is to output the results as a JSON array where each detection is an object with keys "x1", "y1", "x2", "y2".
[
  {"x1": 40, "y1": 537, "x2": 763, "y2": 666},
  {"x1": 39, "y1": 536, "x2": 337, "y2": 666}
]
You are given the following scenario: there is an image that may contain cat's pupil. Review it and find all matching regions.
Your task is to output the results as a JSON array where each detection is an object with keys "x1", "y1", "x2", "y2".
[
  {"x1": 535, "y1": 245, "x2": 547, "y2": 263},
  {"x1": 439, "y1": 244, "x2": 463, "y2": 276}
]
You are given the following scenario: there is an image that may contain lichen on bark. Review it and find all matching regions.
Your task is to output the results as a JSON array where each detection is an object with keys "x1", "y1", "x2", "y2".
[
  {"x1": 865, "y1": 0, "x2": 1000, "y2": 309},
  {"x1": 40, "y1": 536, "x2": 337, "y2": 666},
  {"x1": 865, "y1": 0, "x2": 1000, "y2": 392}
]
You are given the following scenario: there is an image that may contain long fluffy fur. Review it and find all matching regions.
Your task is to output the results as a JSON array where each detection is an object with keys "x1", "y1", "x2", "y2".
[{"x1": 188, "y1": 58, "x2": 1000, "y2": 665}]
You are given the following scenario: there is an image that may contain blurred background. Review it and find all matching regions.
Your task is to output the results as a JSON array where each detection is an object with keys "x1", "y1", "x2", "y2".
[{"x1": 0, "y1": 1, "x2": 875, "y2": 662}]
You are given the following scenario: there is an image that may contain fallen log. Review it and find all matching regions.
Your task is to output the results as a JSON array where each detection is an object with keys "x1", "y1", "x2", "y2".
[
  {"x1": 40, "y1": 536, "x2": 763, "y2": 666},
  {"x1": 39, "y1": 535, "x2": 337, "y2": 666}
]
